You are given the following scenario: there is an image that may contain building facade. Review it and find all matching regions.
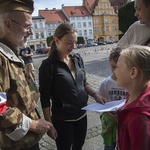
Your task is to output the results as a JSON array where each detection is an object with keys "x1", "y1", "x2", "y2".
[
  {"x1": 27, "y1": 0, "x2": 120, "y2": 48},
  {"x1": 62, "y1": 5, "x2": 94, "y2": 42},
  {"x1": 27, "y1": 16, "x2": 47, "y2": 51},
  {"x1": 84, "y1": 0, "x2": 119, "y2": 42}
]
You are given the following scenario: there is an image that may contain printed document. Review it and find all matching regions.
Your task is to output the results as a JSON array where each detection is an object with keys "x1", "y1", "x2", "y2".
[{"x1": 82, "y1": 99, "x2": 126, "y2": 112}]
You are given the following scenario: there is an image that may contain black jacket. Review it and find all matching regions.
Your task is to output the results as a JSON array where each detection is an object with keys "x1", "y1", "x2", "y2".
[{"x1": 39, "y1": 50, "x2": 89, "y2": 121}]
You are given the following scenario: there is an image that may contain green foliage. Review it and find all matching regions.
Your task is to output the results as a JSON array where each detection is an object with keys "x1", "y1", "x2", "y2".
[
  {"x1": 77, "y1": 36, "x2": 85, "y2": 44},
  {"x1": 118, "y1": 1, "x2": 138, "y2": 34},
  {"x1": 47, "y1": 36, "x2": 53, "y2": 47}
]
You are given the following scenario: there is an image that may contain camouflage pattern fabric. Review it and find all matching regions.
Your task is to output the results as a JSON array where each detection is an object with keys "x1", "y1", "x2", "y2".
[{"x1": 0, "y1": 43, "x2": 42, "y2": 150}]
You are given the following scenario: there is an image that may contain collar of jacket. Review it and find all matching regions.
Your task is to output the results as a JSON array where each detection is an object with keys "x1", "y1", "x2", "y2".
[
  {"x1": 52, "y1": 49, "x2": 76, "y2": 60},
  {"x1": 0, "y1": 42, "x2": 22, "y2": 63}
]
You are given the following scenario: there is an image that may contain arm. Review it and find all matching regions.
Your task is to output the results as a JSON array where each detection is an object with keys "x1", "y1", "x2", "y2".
[
  {"x1": 0, "y1": 56, "x2": 52, "y2": 141},
  {"x1": 85, "y1": 84, "x2": 107, "y2": 104},
  {"x1": 24, "y1": 47, "x2": 33, "y2": 57},
  {"x1": 128, "y1": 114, "x2": 150, "y2": 150},
  {"x1": 76, "y1": 53, "x2": 106, "y2": 104},
  {"x1": 117, "y1": 22, "x2": 136, "y2": 48},
  {"x1": 39, "y1": 58, "x2": 58, "y2": 140},
  {"x1": 42, "y1": 107, "x2": 57, "y2": 140}
]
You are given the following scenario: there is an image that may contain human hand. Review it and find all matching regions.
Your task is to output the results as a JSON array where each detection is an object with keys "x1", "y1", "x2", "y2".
[
  {"x1": 30, "y1": 119, "x2": 53, "y2": 134},
  {"x1": 93, "y1": 93, "x2": 107, "y2": 104},
  {"x1": 47, "y1": 126, "x2": 58, "y2": 140}
]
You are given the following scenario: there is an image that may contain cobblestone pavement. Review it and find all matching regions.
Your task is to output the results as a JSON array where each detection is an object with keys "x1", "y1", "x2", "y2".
[{"x1": 33, "y1": 44, "x2": 117, "y2": 150}]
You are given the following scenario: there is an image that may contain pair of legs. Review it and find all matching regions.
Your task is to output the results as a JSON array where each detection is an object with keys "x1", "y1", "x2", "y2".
[
  {"x1": 25, "y1": 63, "x2": 35, "y2": 81},
  {"x1": 52, "y1": 115, "x2": 87, "y2": 150}
]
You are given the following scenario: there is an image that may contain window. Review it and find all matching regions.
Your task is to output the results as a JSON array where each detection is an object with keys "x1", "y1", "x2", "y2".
[
  {"x1": 34, "y1": 23, "x2": 37, "y2": 28},
  {"x1": 88, "y1": 22, "x2": 91, "y2": 27},
  {"x1": 77, "y1": 22, "x2": 81, "y2": 28},
  {"x1": 105, "y1": 19, "x2": 109, "y2": 24},
  {"x1": 40, "y1": 22, "x2": 43, "y2": 28},
  {"x1": 94, "y1": 27, "x2": 99, "y2": 32},
  {"x1": 82, "y1": 16, "x2": 86, "y2": 20},
  {"x1": 41, "y1": 32, "x2": 44, "y2": 38},
  {"x1": 105, "y1": 26, "x2": 109, "y2": 32},
  {"x1": 78, "y1": 30, "x2": 82, "y2": 36},
  {"x1": 71, "y1": 23, "x2": 76, "y2": 28},
  {"x1": 30, "y1": 35, "x2": 33, "y2": 40},
  {"x1": 36, "y1": 33, "x2": 39, "y2": 39},
  {"x1": 112, "y1": 19, "x2": 116, "y2": 24},
  {"x1": 93, "y1": 19, "x2": 98, "y2": 24},
  {"x1": 84, "y1": 30, "x2": 87, "y2": 36},
  {"x1": 83, "y1": 22, "x2": 86, "y2": 27},
  {"x1": 89, "y1": 29, "x2": 92, "y2": 35},
  {"x1": 112, "y1": 26, "x2": 117, "y2": 31}
]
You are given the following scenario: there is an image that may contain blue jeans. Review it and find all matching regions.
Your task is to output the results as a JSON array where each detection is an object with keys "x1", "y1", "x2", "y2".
[{"x1": 104, "y1": 142, "x2": 116, "y2": 150}]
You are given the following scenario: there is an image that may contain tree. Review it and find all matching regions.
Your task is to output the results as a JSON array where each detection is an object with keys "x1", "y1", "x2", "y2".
[
  {"x1": 46, "y1": 36, "x2": 53, "y2": 47},
  {"x1": 118, "y1": 1, "x2": 138, "y2": 37},
  {"x1": 77, "y1": 36, "x2": 85, "y2": 44}
]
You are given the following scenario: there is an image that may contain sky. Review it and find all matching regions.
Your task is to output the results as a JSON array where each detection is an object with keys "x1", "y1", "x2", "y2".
[{"x1": 33, "y1": 0, "x2": 83, "y2": 16}]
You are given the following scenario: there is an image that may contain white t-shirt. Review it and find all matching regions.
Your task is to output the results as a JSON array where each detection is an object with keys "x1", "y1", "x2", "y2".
[
  {"x1": 117, "y1": 21, "x2": 150, "y2": 48},
  {"x1": 98, "y1": 76, "x2": 127, "y2": 102}
]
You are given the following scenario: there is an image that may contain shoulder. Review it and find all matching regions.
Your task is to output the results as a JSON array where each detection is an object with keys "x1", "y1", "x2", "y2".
[
  {"x1": 101, "y1": 76, "x2": 111, "y2": 84},
  {"x1": 129, "y1": 21, "x2": 149, "y2": 30}
]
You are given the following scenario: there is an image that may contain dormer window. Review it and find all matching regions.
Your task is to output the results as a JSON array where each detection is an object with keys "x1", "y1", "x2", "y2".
[
  {"x1": 81, "y1": 10, "x2": 86, "y2": 16},
  {"x1": 71, "y1": 11, "x2": 76, "y2": 15}
]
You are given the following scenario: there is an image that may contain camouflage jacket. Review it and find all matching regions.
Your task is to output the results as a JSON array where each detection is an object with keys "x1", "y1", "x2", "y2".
[{"x1": 0, "y1": 42, "x2": 42, "y2": 150}]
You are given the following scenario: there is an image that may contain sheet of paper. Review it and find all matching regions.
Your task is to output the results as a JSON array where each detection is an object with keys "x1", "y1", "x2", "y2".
[{"x1": 82, "y1": 99, "x2": 126, "y2": 112}]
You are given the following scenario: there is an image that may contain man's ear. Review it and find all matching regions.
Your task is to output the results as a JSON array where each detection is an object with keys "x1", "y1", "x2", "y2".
[
  {"x1": 4, "y1": 19, "x2": 12, "y2": 32},
  {"x1": 130, "y1": 67, "x2": 139, "y2": 79}
]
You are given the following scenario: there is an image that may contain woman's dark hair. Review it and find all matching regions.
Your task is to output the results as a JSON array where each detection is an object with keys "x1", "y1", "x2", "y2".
[{"x1": 48, "y1": 23, "x2": 77, "y2": 56}]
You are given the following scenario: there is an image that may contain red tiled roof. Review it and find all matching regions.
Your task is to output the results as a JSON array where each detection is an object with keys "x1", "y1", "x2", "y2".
[
  {"x1": 63, "y1": 6, "x2": 91, "y2": 17},
  {"x1": 86, "y1": 0, "x2": 98, "y2": 13},
  {"x1": 39, "y1": 9, "x2": 69, "y2": 23}
]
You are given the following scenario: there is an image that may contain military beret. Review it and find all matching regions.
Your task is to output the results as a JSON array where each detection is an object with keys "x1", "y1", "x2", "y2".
[{"x1": 0, "y1": 0, "x2": 34, "y2": 14}]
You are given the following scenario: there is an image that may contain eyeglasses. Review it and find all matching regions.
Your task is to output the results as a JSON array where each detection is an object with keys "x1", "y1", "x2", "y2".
[{"x1": 10, "y1": 19, "x2": 33, "y2": 31}]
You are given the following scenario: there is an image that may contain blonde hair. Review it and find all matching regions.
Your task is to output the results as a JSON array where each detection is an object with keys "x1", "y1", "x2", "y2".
[{"x1": 121, "y1": 45, "x2": 150, "y2": 82}]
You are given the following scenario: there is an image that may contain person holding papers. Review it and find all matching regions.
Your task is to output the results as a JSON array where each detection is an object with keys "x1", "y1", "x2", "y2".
[
  {"x1": 98, "y1": 47, "x2": 127, "y2": 150},
  {"x1": 116, "y1": 45, "x2": 150, "y2": 150}
]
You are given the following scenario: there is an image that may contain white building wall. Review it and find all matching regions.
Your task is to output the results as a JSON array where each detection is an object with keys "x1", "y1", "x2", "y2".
[
  {"x1": 27, "y1": 18, "x2": 47, "y2": 51},
  {"x1": 69, "y1": 16, "x2": 94, "y2": 42}
]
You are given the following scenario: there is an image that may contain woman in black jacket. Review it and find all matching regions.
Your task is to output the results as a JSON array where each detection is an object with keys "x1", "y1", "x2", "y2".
[{"x1": 39, "y1": 23, "x2": 106, "y2": 150}]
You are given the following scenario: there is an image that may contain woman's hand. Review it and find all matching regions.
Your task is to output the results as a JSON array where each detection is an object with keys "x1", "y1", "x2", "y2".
[
  {"x1": 47, "y1": 125, "x2": 58, "y2": 140},
  {"x1": 93, "y1": 93, "x2": 107, "y2": 104}
]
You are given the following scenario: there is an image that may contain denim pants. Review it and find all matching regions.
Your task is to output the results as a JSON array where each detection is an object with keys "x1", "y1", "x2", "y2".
[{"x1": 104, "y1": 142, "x2": 116, "y2": 150}]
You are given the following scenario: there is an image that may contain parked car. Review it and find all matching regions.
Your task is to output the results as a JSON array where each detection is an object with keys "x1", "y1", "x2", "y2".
[
  {"x1": 96, "y1": 41, "x2": 106, "y2": 45},
  {"x1": 36, "y1": 48, "x2": 44, "y2": 54},
  {"x1": 105, "y1": 41, "x2": 113, "y2": 44},
  {"x1": 36, "y1": 47, "x2": 50, "y2": 54},
  {"x1": 84, "y1": 42, "x2": 98, "y2": 47},
  {"x1": 43, "y1": 48, "x2": 50, "y2": 54}
]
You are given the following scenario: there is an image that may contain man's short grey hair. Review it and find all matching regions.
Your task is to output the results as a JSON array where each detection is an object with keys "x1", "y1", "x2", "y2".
[{"x1": 0, "y1": 12, "x2": 9, "y2": 38}]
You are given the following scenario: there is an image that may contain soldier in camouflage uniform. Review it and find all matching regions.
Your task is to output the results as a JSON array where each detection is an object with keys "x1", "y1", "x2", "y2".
[{"x1": 0, "y1": 0, "x2": 53, "y2": 150}]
